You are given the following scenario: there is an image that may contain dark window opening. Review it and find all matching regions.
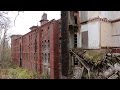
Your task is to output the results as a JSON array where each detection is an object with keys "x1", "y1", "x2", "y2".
[
  {"x1": 74, "y1": 16, "x2": 77, "y2": 24},
  {"x1": 29, "y1": 35, "x2": 30, "y2": 41},
  {"x1": 74, "y1": 34, "x2": 77, "y2": 48},
  {"x1": 19, "y1": 44, "x2": 22, "y2": 67}
]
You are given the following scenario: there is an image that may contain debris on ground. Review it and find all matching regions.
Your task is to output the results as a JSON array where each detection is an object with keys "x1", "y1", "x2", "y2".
[{"x1": 70, "y1": 48, "x2": 120, "y2": 79}]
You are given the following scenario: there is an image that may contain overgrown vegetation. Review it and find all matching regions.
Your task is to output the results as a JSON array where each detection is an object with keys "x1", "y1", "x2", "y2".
[
  {"x1": 84, "y1": 50, "x2": 105, "y2": 65},
  {"x1": 71, "y1": 48, "x2": 120, "y2": 79},
  {"x1": 0, "y1": 67, "x2": 38, "y2": 79}
]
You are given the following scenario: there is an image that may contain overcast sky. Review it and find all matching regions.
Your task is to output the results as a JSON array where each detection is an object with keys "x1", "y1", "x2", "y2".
[{"x1": 8, "y1": 11, "x2": 60, "y2": 35}]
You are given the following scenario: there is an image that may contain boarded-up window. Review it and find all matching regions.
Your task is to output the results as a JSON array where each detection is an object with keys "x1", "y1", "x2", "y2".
[{"x1": 82, "y1": 31, "x2": 88, "y2": 49}]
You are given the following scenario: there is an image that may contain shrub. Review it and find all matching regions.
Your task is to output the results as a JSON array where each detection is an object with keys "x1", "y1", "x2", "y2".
[{"x1": 7, "y1": 67, "x2": 37, "y2": 79}]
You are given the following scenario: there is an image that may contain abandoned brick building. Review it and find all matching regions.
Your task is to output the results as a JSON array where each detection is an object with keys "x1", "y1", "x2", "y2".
[
  {"x1": 11, "y1": 13, "x2": 61, "y2": 79},
  {"x1": 11, "y1": 11, "x2": 120, "y2": 79},
  {"x1": 61, "y1": 11, "x2": 120, "y2": 78}
]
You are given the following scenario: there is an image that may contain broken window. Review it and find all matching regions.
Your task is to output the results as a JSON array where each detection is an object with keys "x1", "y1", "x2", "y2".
[{"x1": 74, "y1": 34, "x2": 77, "y2": 48}]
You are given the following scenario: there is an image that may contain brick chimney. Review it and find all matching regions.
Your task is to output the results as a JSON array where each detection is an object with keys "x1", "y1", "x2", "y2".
[{"x1": 40, "y1": 13, "x2": 49, "y2": 26}]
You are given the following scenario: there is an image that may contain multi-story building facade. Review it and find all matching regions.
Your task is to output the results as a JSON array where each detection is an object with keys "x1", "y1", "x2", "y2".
[
  {"x1": 78, "y1": 11, "x2": 120, "y2": 51},
  {"x1": 61, "y1": 11, "x2": 120, "y2": 78},
  {"x1": 11, "y1": 13, "x2": 61, "y2": 79}
]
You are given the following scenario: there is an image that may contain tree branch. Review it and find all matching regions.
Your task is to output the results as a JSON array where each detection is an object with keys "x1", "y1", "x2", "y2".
[{"x1": 14, "y1": 12, "x2": 20, "y2": 26}]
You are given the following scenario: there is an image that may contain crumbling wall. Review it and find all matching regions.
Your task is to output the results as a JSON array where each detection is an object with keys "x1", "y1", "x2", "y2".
[{"x1": 88, "y1": 11, "x2": 101, "y2": 19}]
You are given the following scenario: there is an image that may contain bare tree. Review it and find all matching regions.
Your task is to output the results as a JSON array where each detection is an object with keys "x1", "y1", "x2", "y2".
[
  {"x1": 0, "y1": 12, "x2": 11, "y2": 68},
  {"x1": 14, "y1": 11, "x2": 24, "y2": 26},
  {"x1": 0, "y1": 11, "x2": 24, "y2": 69},
  {"x1": 0, "y1": 11, "x2": 23, "y2": 68}
]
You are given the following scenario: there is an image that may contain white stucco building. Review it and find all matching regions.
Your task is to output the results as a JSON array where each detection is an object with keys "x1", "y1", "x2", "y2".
[{"x1": 77, "y1": 11, "x2": 120, "y2": 50}]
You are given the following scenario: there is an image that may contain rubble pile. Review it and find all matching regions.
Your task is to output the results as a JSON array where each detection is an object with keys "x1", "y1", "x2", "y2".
[{"x1": 70, "y1": 48, "x2": 120, "y2": 79}]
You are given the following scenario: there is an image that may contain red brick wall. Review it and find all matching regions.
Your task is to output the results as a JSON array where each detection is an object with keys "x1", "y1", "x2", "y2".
[
  {"x1": 49, "y1": 21, "x2": 60, "y2": 79},
  {"x1": 11, "y1": 19, "x2": 61, "y2": 79},
  {"x1": 111, "y1": 48, "x2": 120, "y2": 53},
  {"x1": 40, "y1": 22, "x2": 51, "y2": 75},
  {"x1": 37, "y1": 28, "x2": 42, "y2": 74},
  {"x1": 11, "y1": 36, "x2": 22, "y2": 66}
]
